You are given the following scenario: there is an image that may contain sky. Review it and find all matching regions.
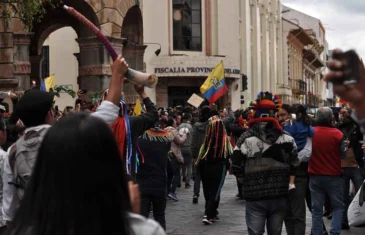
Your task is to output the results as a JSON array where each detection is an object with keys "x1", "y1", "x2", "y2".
[{"x1": 281, "y1": 0, "x2": 365, "y2": 58}]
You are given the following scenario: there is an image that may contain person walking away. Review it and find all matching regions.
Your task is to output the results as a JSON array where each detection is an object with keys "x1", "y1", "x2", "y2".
[
  {"x1": 136, "y1": 126, "x2": 174, "y2": 230},
  {"x1": 195, "y1": 116, "x2": 232, "y2": 225},
  {"x1": 179, "y1": 113, "x2": 194, "y2": 188},
  {"x1": 191, "y1": 106, "x2": 212, "y2": 204},
  {"x1": 231, "y1": 92, "x2": 299, "y2": 235},
  {"x1": 337, "y1": 106, "x2": 364, "y2": 230},
  {"x1": 309, "y1": 107, "x2": 346, "y2": 235},
  {"x1": 283, "y1": 104, "x2": 315, "y2": 235},
  {"x1": 163, "y1": 117, "x2": 186, "y2": 201}
]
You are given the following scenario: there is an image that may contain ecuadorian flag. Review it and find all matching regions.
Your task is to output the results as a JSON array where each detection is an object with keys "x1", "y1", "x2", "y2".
[
  {"x1": 200, "y1": 61, "x2": 228, "y2": 104},
  {"x1": 41, "y1": 75, "x2": 55, "y2": 92}
]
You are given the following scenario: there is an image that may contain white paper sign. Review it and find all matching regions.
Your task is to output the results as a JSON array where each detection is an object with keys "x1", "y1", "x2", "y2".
[{"x1": 187, "y1": 93, "x2": 204, "y2": 108}]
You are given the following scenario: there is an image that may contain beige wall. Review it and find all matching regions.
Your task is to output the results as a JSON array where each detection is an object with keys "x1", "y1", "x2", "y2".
[
  {"x1": 43, "y1": 27, "x2": 79, "y2": 111},
  {"x1": 142, "y1": 0, "x2": 242, "y2": 110}
]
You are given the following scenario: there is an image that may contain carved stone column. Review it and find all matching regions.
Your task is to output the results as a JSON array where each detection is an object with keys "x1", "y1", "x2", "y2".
[
  {"x1": 0, "y1": 17, "x2": 16, "y2": 88},
  {"x1": 122, "y1": 45, "x2": 147, "y2": 104},
  {"x1": 13, "y1": 33, "x2": 32, "y2": 90},
  {"x1": 76, "y1": 36, "x2": 124, "y2": 92}
]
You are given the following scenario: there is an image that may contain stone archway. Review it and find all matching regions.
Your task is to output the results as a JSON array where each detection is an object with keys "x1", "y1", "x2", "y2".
[
  {"x1": 1, "y1": 0, "x2": 139, "y2": 92},
  {"x1": 121, "y1": 5, "x2": 147, "y2": 104}
]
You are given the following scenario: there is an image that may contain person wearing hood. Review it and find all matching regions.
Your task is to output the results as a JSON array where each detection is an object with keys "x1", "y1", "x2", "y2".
[
  {"x1": 191, "y1": 105, "x2": 234, "y2": 204},
  {"x1": 337, "y1": 106, "x2": 364, "y2": 229},
  {"x1": 231, "y1": 92, "x2": 300, "y2": 235}
]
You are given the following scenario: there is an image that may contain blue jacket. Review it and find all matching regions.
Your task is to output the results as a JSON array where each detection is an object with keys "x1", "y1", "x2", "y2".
[{"x1": 284, "y1": 120, "x2": 314, "y2": 151}]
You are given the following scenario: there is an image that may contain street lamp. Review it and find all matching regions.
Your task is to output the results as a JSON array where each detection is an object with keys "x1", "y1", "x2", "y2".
[{"x1": 123, "y1": 39, "x2": 162, "y2": 56}]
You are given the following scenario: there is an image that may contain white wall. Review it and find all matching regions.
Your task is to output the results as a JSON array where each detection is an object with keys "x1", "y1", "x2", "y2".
[
  {"x1": 142, "y1": 0, "x2": 170, "y2": 102},
  {"x1": 217, "y1": 0, "x2": 240, "y2": 109},
  {"x1": 43, "y1": 27, "x2": 79, "y2": 111}
]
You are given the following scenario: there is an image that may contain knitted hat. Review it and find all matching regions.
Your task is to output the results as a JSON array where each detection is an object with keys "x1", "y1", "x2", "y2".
[
  {"x1": 248, "y1": 91, "x2": 283, "y2": 129},
  {"x1": 14, "y1": 90, "x2": 55, "y2": 127},
  {"x1": 250, "y1": 91, "x2": 282, "y2": 119}
]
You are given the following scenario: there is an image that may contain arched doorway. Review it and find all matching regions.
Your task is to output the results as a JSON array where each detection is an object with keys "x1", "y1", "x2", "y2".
[
  {"x1": 121, "y1": 5, "x2": 147, "y2": 104},
  {"x1": 29, "y1": 0, "x2": 99, "y2": 89}
]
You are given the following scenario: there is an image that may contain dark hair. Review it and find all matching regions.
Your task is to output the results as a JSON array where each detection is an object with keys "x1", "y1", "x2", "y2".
[
  {"x1": 290, "y1": 104, "x2": 310, "y2": 126},
  {"x1": 199, "y1": 106, "x2": 211, "y2": 122},
  {"x1": 8, "y1": 113, "x2": 131, "y2": 235},
  {"x1": 182, "y1": 113, "x2": 192, "y2": 121},
  {"x1": 281, "y1": 104, "x2": 291, "y2": 114},
  {"x1": 167, "y1": 117, "x2": 175, "y2": 127}
]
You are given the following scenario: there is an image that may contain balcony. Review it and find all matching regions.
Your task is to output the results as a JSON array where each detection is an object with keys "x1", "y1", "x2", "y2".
[
  {"x1": 307, "y1": 93, "x2": 320, "y2": 108},
  {"x1": 290, "y1": 79, "x2": 307, "y2": 95}
]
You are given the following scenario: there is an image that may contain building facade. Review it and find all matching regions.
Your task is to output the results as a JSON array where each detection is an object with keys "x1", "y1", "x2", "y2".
[
  {"x1": 279, "y1": 5, "x2": 327, "y2": 107},
  {"x1": 141, "y1": 0, "x2": 283, "y2": 110},
  {"x1": 0, "y1": 0, "x2": 143, "y2": 107}
]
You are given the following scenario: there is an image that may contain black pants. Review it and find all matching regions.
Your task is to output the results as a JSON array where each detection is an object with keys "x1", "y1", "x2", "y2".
[
  {"x1": 168, "y1": 157, "x2": 181, "y2": 193},
  {"x1": 140, "y1": 193, "x2": 167, "y2": 230},
  {"x1": 200, "y1": 163, "x2": 226, "y2": 219},
  {"x1": 194, "y1": 163, "x2": 201, "y2": 197},
  {"x1": 236, "y1": 177, "x2": 243, "y2": 196},
  {"x1": 284, "y1": 177, "x2": 308, "y2": 235}
]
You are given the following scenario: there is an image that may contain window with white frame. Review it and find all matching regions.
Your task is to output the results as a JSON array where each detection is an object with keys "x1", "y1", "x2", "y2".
[{"x1": 172, "y1": 0, "x2": 202, "y2": 51}]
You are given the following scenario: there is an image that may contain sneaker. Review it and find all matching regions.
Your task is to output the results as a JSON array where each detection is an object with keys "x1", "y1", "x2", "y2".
[
  {"x1": 185, "y1": 184, "x2": 191, "y2": 189},
  {"x1": 211, "y1": 216, "x2": 220, "y2": 222},
  {"x1": 193, "y1": 195, "x2": 198, "y2": 204},
  {"x1": 168, "y1": 193, "x2": 179, "y2": 201},
  {"x1": 202, "y1": 218, "x2": 212, "y2": 225}
]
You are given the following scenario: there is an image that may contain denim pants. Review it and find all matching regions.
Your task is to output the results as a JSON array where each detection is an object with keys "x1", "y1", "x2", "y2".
[
  {"x1": 342, "y1": 167, "x2": 364, "y2": 223},
  {"x1": 309, "y1": 175, "x2": 344, "y2": 235},
  {"x1": 245, "y1": 198, "x2": 286, "y2": 235},
  {"x1": 140, "y1": 193, "x2": 167, "y2": 230},
  {"x1": 284, "y1": 176, "x2": 308, "y2": 235}
]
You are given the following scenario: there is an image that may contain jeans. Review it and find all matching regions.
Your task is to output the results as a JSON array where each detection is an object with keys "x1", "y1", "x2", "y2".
[
  {"x1": 193, "y1": 162, "x2": 201, "y2": 197},
  {"x1": 140, "y1": 193, "x2": 167, "y2": 230},
  {"x1": 181, "y1": 148, "x2": 193, "y2": 185},
  {"x1": 342, "y1": 167, "x2": 364, "y2": 223},
  {"x1": 284, "y1": 177, "x2": 307, "y2": 235},
  {"x1": 200, "y1": 163, "x2": 226, "y2": 219},
  {"x1": 309, "y1": 175, "x2": 344, "y2": 235},
  {"x1": 246, "y1": 198, "x2": 286, "y2": 235}
]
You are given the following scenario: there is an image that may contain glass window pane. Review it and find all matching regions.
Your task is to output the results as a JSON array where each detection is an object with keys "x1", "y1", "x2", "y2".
[
  {"x1": 192, "y1": 37, "x2": 201, "y2": 50},
  {"x1": 183, "y1": 0, "x2": 192, "y2": 9},
  {"x1": 192, "y1": 0, "x2": 201, "y2": 10},
  {"x1": 173, "y1": 0, "x2": 181, "y2": 4},
  {"x1": 182, "y1": 24, "x2": 191, "y2": 37},
  {"x1": 192, "y1": 24, "x2": 201, "y2": 37},
  {"x1": 192, "y1": 10, "x2": 200, "y2": 24}
]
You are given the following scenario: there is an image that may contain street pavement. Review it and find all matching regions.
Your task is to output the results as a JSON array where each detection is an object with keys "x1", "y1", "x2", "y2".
[{"x1": 163, "y1": 175, "x2": 365, "y2": 235}]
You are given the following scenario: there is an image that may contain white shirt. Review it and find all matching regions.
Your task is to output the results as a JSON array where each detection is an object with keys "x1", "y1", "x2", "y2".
[{"x1": 2, "y1": 101, "x2": 120, "y2": 222}]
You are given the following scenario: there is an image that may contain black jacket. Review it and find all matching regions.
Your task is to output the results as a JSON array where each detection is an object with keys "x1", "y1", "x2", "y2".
[
  {"x1": 130, "y1": 98, "x2": 159, "y2": 176},
  {"x1": 338, "y1": 119, "x2": 364, "y2": 168}
]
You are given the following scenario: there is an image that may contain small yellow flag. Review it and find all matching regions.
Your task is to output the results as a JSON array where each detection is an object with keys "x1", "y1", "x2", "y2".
[
  {"x1": 43, "y1": 75, "x2": 55, "y2": 92},
  {"x1": 133, "y1": 99, "x2": 142, "y2": 116}
]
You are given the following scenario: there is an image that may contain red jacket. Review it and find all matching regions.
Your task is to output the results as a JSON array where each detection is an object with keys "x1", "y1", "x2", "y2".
[{"x1": 309, "y1": 126, "x2": 344, "y2": 176}]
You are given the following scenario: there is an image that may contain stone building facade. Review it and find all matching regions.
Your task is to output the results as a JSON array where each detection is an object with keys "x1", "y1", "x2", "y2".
[{"x1": 0, "y1": 0, "x2": 143, "y2": 105}]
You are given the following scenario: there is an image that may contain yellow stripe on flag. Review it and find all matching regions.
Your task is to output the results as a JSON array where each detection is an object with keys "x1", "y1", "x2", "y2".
[
  {"x1": 44, "y1": 75, "x2": 55, "y2": 92},
  {"x1": 133, "y1": 99, "x2": 142, "y2": 116},
  {"x1": 200, "y1": 61, "x2": 224, "y2": 94}
]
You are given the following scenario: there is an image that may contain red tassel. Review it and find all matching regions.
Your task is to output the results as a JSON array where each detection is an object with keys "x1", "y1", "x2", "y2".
[{"x1": 110, "y1": 117, "x2": 127, "y2": 159}]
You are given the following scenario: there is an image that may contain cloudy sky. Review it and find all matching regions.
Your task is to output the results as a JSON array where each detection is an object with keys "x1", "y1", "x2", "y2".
[{"x1": 281, "y1": 0, "x2": 365, "y2": 58}]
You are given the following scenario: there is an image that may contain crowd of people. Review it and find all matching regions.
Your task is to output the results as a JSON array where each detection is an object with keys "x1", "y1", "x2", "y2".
[{"x1": 0, "y1": 50, "x2": 363, "y2": 235}]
